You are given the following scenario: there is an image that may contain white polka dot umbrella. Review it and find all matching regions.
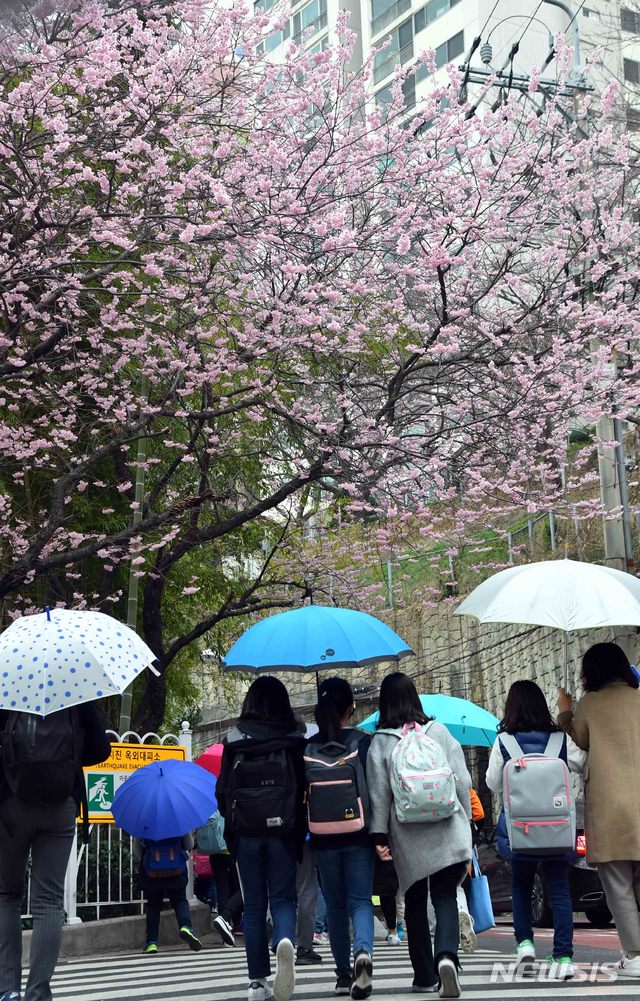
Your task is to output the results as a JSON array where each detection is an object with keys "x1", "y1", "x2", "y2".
[{"x1": 0, "y1": 609, "x2": 159, "y2": 715}]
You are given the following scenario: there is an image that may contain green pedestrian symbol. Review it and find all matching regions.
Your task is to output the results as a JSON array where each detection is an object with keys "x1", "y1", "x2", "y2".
[{"x1": 88, "y1": 774, "x2": 114, "y2": 812}]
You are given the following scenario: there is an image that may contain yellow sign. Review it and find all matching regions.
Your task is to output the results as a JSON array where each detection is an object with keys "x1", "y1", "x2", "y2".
[{"x1": 82, "y1": 742, "x2": 187, "y2": 825}]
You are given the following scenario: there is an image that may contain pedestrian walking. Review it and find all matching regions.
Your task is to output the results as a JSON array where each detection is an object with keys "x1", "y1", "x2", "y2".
[
  {"x1": 558, "y1": 642, "x2": 640, "y2": 978},
  {"x1": 367, "y1": 672, "x2": 472, "y2": 999},
  {"x1": 216, "y1": 677, "x2": 307, "y2": 1001},
  {"x1": 195, "y1": 810, "x2": 244, "y2": 948},
  {"x1": 136, "y1": 833, "x2": 203, "y2": 954},
  {"x1": 313, "y1": 884, "x2": 328, "y2": 944},
  {"x1": 295, "y1": 840, "x2": 323, "y2": 965},
  {"x1": 374, "y1": 855, "x2": 401, "y2": 944},
  {"x1": 0, "y1": 702, "x2": 111, "y2": 1001},
  {"x1": 305, "y1": 677, "x2": 375, "y2": 1000},
  {"x1": 487, "y1": 679, "x2": 585, "y2": 980}
]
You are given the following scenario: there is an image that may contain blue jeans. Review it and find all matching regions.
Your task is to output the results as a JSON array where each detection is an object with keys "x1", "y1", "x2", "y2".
[
  {"x1": 512, "y1": 858, "x2": 573, "y2": 958},
  {"x1": 315, "y1": 844, "x2": 375, "y2": 976},
  {"x1": 237, "y1": 837, "x2": 298, "y2": 980},
  {"x1": 145, "y1": 886, "x2": 192, "y2": 942}
]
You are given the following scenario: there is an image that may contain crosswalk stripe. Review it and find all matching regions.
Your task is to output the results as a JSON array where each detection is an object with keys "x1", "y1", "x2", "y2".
[{"x1": 42, "y1": 944, "x2": 633, "y2": 1001}]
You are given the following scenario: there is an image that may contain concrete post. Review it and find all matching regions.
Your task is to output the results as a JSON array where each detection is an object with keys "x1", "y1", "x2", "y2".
[{"x1": 179, "y1": 720, "x2": 193, "y2": 761}]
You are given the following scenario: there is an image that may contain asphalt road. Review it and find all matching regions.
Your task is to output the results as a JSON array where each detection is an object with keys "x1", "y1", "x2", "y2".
[{"x1": 47, "y1": 916, "x2": 639, "y2": 1001}]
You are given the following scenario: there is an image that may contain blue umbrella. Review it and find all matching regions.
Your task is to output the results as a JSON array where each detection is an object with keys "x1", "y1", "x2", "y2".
[
  {"x1": 358, "y1": 693, "x2": 499, "y2": 747},
  {"x1": 111, "y1": 758, "x2": 217, "y2": 839},
  {"x1": 221, "y1": 605, "x2": 413, "y2": 674}
]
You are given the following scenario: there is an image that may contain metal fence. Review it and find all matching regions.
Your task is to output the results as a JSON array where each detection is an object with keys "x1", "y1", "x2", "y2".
[{"x1": 21, "y1": 726, "x2": 192, "y2": 926}]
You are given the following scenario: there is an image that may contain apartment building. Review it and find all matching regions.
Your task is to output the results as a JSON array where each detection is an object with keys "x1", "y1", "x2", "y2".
[{"x1": 258, "y1": 0, "x2": 640, "y2": 117}]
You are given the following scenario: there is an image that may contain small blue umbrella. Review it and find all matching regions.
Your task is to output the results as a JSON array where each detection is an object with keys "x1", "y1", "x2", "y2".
[
  {"x1": 358, "y1": 693, "x2": 499, "y2": 747},
  {"x1": 111, "y1": 758, "x2": 217, "y2": 839},
  {"x1": 221, "y1": 605, "x2": 413, "y2": 674}
]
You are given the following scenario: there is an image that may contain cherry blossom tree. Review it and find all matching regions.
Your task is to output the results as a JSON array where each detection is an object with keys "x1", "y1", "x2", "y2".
[{"x1": 1, "y1": 0, "x2": 639, "y2": 728}]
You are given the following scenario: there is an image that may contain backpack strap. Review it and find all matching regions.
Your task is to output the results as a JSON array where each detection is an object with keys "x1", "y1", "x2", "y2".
[
  {"x1": 544, "y1": 732, "x2": 567, "y2": 760},
  {"x1": 498, "y1": 734, "x2": 524, "y2": 760}
]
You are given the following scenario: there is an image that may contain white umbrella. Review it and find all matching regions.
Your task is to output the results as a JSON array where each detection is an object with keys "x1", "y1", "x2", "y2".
[
  {"x1": 454, "y1": 558, "x2": 640, "y2": 688},
  {"x1": 0, "y1": 608, "x2": 159, "y2": 715}
]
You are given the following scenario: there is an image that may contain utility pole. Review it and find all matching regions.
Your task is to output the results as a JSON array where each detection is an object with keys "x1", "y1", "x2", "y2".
[
  {"x1": 596, "y1": 353, "x2": 634, "y2": 571},
  {"x1": 119, "y1": 374, "x2": 150, "y2": 734}
]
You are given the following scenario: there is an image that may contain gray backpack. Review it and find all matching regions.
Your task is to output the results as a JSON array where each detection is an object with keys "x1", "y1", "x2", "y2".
[{"x1": 500, "y1": 733, "x2": 576, "y2": 856}]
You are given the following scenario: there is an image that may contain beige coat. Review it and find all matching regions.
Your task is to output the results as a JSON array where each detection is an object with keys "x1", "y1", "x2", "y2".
[{"x1": 558, "y1": 682, "x2": 640, "y2": 865}]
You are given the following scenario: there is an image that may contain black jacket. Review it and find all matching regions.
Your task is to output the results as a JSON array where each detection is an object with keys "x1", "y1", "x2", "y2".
[
  {"x1": 0, "y1": 702, "x2": 112, "y2": 810},
  {"x1": 216, "y1": 718, "x2": 307, "y2": 861}
]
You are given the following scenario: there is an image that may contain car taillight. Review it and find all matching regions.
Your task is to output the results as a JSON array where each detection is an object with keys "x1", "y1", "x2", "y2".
[{"x1": 576, "y1": 834, "x2": 587, "y2": 856}]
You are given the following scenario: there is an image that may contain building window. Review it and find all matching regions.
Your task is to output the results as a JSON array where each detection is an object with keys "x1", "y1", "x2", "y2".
[
  {"x1": 627, "y1": 108, "x2": 640, "y2": 131},
  {"x1": 254, "y1": 0, "x2": 276, "y2": 10},
  {"x1": 293, "y1": 0, "x2": 328, "y2": 42},
  {"x1": 373, "y1": 18, "x2": 414, "y2": 83},
  {"x1": 415, "y1": 30, "x2": 464, "y2": 82},
  {"x1": 414, "y1": 0, "x2": 461, "y2": 34},
  {"x1": 582, "y1": 7, "x2": 601, "y2": 19},
  {"x1": 374, "y1": 75, "x2": 416, "y2": 116},
  {"x1": 264, "y1": 21, "x2": 291, "y2": 52},
  {"x1": 308, "y1": 34, "x2": 329, "y2": 53},
  {"x1": 371, "y1": 0, "x2": 411, "y2": 37},
  {"x1": 624, "y1": 57, "x2": 640, "y2": 82},
  {"x1": 621, "y1": 7, "x2": 640, "y2": 31}
]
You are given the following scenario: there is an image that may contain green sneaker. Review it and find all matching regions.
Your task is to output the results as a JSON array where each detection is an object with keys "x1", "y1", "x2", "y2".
[
  {"x1": 143, "y1": 942, "x2": 158, "y2": 954},
  {"x1": 545, "y1": 956, "x2": 574, "y2": 980},
  {"x1": 180, "y1": 926, "x2": 203, "y2": 951}
]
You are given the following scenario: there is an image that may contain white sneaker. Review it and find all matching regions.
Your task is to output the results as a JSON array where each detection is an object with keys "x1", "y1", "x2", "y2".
[
  {"x1": 437, "y1": 957, "x2": 460, "y2": 998},
  {"x1": 386, "y1": 933, "x2": 401, "y2": 945},
  {"x1": 248, "y1": 982, "x2": 273, "y2": 1001},
  {"x1": 516, "y1": 939, "x2": 536, "y2": 976},
  {"x1": 273, "y1": 938, "x2": 295, "y2": 1001},
  {"x1": 459, "y1": 911, "x2": 477, "y2": 954},
  {"x1": 213, "y1": 913, "x2": 236, "y2": 947},
  {"x1": 615, "y1": 954, "x2": 640, "y2": 978}
]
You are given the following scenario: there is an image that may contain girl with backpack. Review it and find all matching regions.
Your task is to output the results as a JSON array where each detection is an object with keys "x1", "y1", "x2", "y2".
[
  {"x1": 305, "y1": 677, "x2": 375, "y2": 1000},
  {"x1": 216, "y1": 677, "x2": 307, "y2": 1001},
  {"x1": 558, "y1": 643, "x2": 640, "y2": 979},
  {"x1": 486, "y1": 680, "x2": 585, "y2": 980},
  {"x1": 134, "y1": 832, "x2": 203, "y2": 954},
  {"x1": 367, "y1": 673, "x2": 472, "y2": 999}
]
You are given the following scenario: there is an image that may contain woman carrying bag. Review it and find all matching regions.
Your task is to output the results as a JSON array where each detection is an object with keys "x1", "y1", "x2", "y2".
[
  {"x1": 558, "y1": 643, "x2": 640, "y2": 979},
  {"x1": 367, "y1": 673, "x2": 472, "y2": 999},
  {"x1": 487, "y1": 680, "x2": 585, "y2": 981}
]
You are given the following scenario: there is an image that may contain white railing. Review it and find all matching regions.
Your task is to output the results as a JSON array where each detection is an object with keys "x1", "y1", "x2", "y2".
[{"x1": 21, "y1": 723, "x2": 193, "y2": 925}]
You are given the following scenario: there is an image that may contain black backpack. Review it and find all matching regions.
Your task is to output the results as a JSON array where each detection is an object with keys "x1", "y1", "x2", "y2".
[
  {"x1": 227, "y1": 747, "x2": 298, "y2": 838},
  {"x1": 304, "y1": 733, "x2": 370, "y2": 836},
  {"x1": 1, "y1": 708, "x2": 84, "y2": 806}
]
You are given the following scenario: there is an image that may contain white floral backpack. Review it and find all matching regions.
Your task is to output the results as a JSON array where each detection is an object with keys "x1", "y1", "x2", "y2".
[{"x1": 380, "y1": 721, "x2": 458, "y2": 824}]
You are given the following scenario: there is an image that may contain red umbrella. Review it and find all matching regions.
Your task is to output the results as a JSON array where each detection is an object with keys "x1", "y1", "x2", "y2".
[{"x1": 195, "y1": 742, "x2": 224, "y2": 777}]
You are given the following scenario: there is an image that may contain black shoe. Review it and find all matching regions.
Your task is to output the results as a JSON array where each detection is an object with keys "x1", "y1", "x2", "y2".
[
  {"x1": 335, "y1": 974, "x2": 353, "y2": 995},
  {"x1": 351, "y1": 951, "x2": 373, "y2": 1000},
  {"x1": 296, "y1": 946, "x2": 323, "y2": 965}
]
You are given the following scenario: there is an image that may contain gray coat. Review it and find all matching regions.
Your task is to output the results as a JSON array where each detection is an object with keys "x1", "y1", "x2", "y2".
[{"x1": 367, "y1": 722, "x2": 473, "y2": 894}]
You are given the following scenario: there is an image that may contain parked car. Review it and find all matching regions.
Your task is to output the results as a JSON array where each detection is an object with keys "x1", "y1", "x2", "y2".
[{"x1": 477, "y1": 800, "x2": 611, "y2": 928}]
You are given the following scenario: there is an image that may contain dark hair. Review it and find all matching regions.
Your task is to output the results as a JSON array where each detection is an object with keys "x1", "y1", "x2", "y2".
[
  {"x1": 581, "y1": 643, "x2": 639, "y2": 692},
  {"x1": 377, "y1": 672, "x2": 430, "y2": 730},
  {"x1": 498, "y1": 680, "x2": 558, "y2": 734},
  {"x1": 239, "y1": 676, "x2": 296, "y2": 725},
  {"x1": 314, "y1": 677, "x2": 354, "y2": 744}
]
